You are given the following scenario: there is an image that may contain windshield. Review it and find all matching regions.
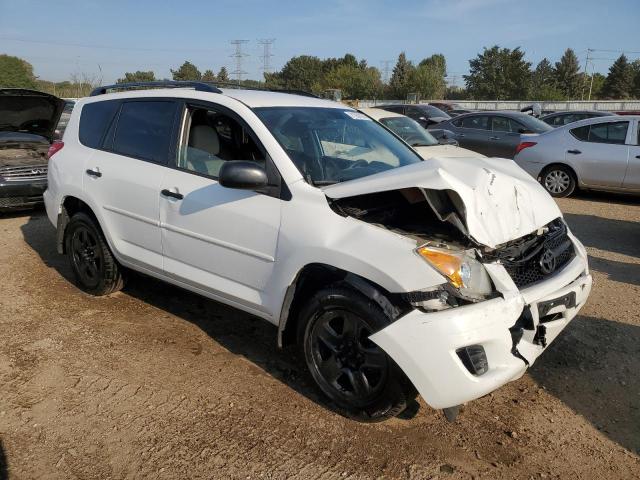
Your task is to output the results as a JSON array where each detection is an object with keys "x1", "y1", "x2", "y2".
[
  {"x1": 379, "y1": 116, "x2": 438, "y2": 146},
  {"x1": 422, "y1": 105, "x2": 450, "y2": 119},
  {"x1": 254, "y1": 107, "x2": 423, "y2": 185},
  {"x1": 520, "y1": 115, "x2": 554, "y2": 133}
]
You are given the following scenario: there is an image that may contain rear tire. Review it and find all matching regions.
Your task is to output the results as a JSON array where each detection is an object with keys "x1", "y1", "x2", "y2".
[
  {"x1": 297, "y1": 285, "x2": 416, "y2": 422},
  {"x1": 541, "y1": 165, "x2": 576, "y2": 197},
  {"x1": 64, "y1": 212, "x2": 124, "y2": 296}
]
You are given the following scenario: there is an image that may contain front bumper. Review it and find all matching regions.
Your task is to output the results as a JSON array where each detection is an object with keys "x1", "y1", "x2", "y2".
[
  {"x1": 0, "y1": 177, "x2": 47, "y2": 210},
  {"x1": 370, "y1": 247, "x2": 591, "y2": 409}
]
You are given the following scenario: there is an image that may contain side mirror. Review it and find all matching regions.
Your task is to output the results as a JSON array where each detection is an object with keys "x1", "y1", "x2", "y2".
[{"x1": 218, "y1": 161, "x2": 268, "y2": 190}]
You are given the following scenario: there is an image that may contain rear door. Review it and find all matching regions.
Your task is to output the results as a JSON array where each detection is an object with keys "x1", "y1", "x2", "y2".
[
  {"x1": 623, "y1": 119, "x2": 640, "y2": 190},
  {"x1": 158, "y1": 101, "x2": 282, "y2": 316},
  {"x1": 489, "y1": 116, "x2": 524, "y2": 158},
  {"x1": 453, "y1": 115, "x2": 492, "y2": 155},
  {"x1": 565, "y1": 120, "x2": 630, "y2": 188},
  {"x1": 83, "y1": 99, "x2": 179, "y2": 273}
]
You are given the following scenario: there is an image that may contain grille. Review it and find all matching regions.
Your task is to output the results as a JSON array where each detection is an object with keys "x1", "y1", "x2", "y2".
[
  {"x1": 0, "y1": 195, "x2": 43, "y2": 208},
  {"x1": 0, "y1": 164, "x2": 48, "y2": 180},
  {"x1": 503, "y1": 228, "x2": 575, "y2": 289}
]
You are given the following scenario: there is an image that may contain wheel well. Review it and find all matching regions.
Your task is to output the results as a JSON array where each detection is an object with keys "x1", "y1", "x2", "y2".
[
  {"x1": 58, "y1": 196, "x2": 99, "y2": 254},
  {"x1": 278, "y1": 263, "x2": 411, "y2": 348},
  {"x1": 539, "y1": 163, "x2": 578, "y2": 183}
]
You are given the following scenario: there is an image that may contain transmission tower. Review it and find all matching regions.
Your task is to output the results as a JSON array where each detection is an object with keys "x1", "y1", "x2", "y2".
[
  {"x1": 381, "y1": 60, "x2": 392, "y2": 84},
  {"x1": 230, "y1": 39, "x2": 249, "y2": 83},
  {"x1": 258, "y1": 38, "x2": 276, "y2": 74}
]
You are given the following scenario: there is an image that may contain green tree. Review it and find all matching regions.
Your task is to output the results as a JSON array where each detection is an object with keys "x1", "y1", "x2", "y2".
[
  {"x1": 464, "y1": 46, "x2": 531, "y2": 100},
  {"x1": 217, "y1": 67, "x2": 229, "y2": 82},
  {"x1": 586, "y1": 73, "x2": 606, "y2": 99},
  {"x1": 631, "y1": 60, "x2": 640, "y2": 99},
  {"x1": 0, "y1": 54, "x2": 37, "y2": 88},
  {"x1": 408, "y1": 63, "x2": 446, "y2": 99},
  {"x1": 171, "y1": 61, "x2": 201, "y2": 81},
  {"x1": 389, "y1": 52, "x2": 414, "y2": 99},
  {"x1": 530, "y1": 58, "x2": 563, "y2": 100},
  {"x1": 554, "y1": 48, "x2": 582, "y2": 99},
  {"x1": 323, "y1": 64, "x2": 383, "y2": 99},
  {"x1": 601, "y1": 54, "x2": 633, "y2": 99},
  {"x1": 116, "y1": 70, "x2": 155, "y2": 84},
  {"x1": 202, "y1": 69, "x2": 216, "y2": 82},
  {"x1": 419, "y1": 54, "x2": 446, "y2": 77},
  {"x1": 264, "y1": 55, "x2": 325, "y2": 92}
]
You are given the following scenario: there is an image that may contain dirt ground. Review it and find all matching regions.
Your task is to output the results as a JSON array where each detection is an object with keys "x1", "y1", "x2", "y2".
[{"x1": 0, "y1": 191, "x2": 639, "y2": 480}]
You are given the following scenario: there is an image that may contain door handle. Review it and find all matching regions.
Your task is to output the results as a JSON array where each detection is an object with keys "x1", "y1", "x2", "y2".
[
  {"x1": 636, "y1": 155, "x2": 640, "y2": 159},
  {"x1": 567, "y1": 149, "x2": 581, "y2": 155},
  {"x1": 86, "y1": 168, "x2": 102, "y2": 178},
  {"x1": 161, "y1": 189, "x2": 184, "y2": 200},
  {"x1": 489, "y1": 136, "x2": 500, "y2": 140}
]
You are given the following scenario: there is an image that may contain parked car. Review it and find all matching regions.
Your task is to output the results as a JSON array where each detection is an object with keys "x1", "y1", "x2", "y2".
[
  {"x1": 374, "y1": 103, "x2": 451, "y2": 128},
  {"x1": 514, "y1": 115, "x2": 640, "y2": 197},
  {"x1": 436, "y1": 111, "x2": 553, "y2": 158},
  {"x1": 0, "y1": 88, "x2": 64, "y2": 211},
  {"x1": 540, "y1": 110, "x2": 614, "y2": 128},
  {"x1": 45, "y1": 81, "x2": 591, "y2": 422},
  {"x1": 359, "y1": 107, "x2": 482, "y2": 159}
]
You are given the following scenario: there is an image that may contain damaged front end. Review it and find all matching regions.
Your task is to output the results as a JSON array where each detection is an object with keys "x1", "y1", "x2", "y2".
[{"x1": 325, "y1": 168, "x2": 591, "y2": 410}]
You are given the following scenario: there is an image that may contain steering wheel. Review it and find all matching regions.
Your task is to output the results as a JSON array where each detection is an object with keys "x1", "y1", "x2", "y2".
[{"x1": 345, "y1": 159, "x2": 369, "y2": 169}]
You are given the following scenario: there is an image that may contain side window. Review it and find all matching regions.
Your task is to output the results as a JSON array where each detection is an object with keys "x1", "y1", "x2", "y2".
[
  {"x1": 570, "y1": 125, "x2": 590, "y2": 141},
  {"x1": 460, "y1": 115, "x2": 489, "y2": 130},
  {"x1": 588, "y1": 121, "x2": 629, "y2": 144},
  {"x1": 78, "y1": 100, "x2": 120, "y2": 148},
  {"x1": 491, "y1": 116, "x2": 520, "y2": 132},
  {"x1": 178, "y1": 106, "x2": 265, "y2": 178},
  {"x1": 112, "y1": 101, "x2": 177, "y2": 163}
]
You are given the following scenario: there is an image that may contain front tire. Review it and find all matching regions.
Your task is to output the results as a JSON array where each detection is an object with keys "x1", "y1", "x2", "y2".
[
  {"x1": 297, "y1": 285, "x2": 416, "y2": 422},
  {"x1": 64, "y1": 212, "x2": 124, "y2": 296},
  {"x1": 541, "y1": 165, "x2": 576, "y2": 197}
]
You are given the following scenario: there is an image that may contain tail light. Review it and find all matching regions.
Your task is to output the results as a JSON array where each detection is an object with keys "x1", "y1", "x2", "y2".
[
  {"x1": 515, "y1": 141, "x2": 537, "y2": 155},
  {"x1": 47, "y1": 140, "x2": 64, "y2": 160}
]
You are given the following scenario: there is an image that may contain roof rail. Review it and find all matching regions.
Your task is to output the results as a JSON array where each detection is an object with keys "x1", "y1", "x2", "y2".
[
  {"x1": 212, "y1": 82, "x2": 319, "y2": 98},
  {"x1": 90, "y1": 81, "x2": 222, "y2": 96}
]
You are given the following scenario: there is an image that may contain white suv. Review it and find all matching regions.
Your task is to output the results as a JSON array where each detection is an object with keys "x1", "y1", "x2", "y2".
[{"x1": 44, "y1": 82, "x2": 592, "y2": 421}]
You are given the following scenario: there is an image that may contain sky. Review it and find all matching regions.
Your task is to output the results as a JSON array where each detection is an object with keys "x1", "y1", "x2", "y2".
[{"x1": 1, "y1": 0, "x2": 639, "y2": 85}]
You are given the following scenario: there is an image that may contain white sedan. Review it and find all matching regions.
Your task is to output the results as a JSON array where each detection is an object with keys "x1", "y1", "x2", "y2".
[{"x1": 514, "y1": 115, "x2": 640, "y2": 197}]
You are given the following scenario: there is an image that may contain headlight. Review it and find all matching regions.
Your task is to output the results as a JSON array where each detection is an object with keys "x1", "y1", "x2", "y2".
[{"x1": 416, "y1": 245, "x2": 493, "y2": 300}]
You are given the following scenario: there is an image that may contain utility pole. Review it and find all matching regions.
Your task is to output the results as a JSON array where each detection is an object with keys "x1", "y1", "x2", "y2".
[
  {"x1": 230, "y1": 39, "x2": 249, "y2": 84},
  {"x1": 258, "y1": 38, "x2": 276, "y2": 76},
  {"x1": 381, "y1": 60, "x2": 392, "y2": 84},
  {"x1": 581, "y1": 48, "x2": 593, "y2": 101}
]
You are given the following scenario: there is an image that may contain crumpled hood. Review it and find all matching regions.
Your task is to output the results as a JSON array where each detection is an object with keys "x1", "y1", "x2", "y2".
[
  {"x1": 0, "y1": 89, "x2": 65, "y2": 141},
  {"x1": 323, "y1": 157, "x2": 562, "y2": 249}
]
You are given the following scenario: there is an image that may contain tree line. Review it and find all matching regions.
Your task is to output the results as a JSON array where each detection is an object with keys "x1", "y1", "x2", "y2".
[{"x1": 1, "y1": 47, "x2": 639, "y2": 100}]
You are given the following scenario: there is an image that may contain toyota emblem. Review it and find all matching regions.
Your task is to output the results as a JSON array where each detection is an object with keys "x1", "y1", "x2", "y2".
[{"x1": 539, "y1": 249, "x2": 557, "y2": 275}]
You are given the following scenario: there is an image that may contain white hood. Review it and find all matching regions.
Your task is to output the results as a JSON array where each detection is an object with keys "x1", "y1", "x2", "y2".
[
  {"x1": 323, "y1": 157, "x2": 562, "y2": 249},
  {"x1": 414, "y1": 144, "x2": 484, "y2": 159}
]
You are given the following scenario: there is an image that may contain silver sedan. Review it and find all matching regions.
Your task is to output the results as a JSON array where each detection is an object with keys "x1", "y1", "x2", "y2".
[{"x1": 514, "y1": 115, "x2": 640, "y2": 197}]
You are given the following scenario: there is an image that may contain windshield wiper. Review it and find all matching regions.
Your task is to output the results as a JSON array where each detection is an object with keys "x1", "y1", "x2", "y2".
[{"x1": 313, "y1": 180, "x2": 339, "y2": 186}]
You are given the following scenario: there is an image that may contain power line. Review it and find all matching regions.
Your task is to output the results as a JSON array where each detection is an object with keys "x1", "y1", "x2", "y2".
[
  {"x1": 229, "y1": 39, "x2": 249, "y2": 84},
  {"x1": 258, "y1": 38, "x2": 276, "y2": 74}
]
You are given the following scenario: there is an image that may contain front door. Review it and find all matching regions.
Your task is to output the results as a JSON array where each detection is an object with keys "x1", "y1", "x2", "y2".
[
  {"x1": 489, "y1": 116, "x2": 524, "y2": 158},
  {"x1": 623, "y1": 120, "x2": 640, "y2": 190},
  {"x1": 159, "y1": 102, "x2": 281, "y2": 315}
]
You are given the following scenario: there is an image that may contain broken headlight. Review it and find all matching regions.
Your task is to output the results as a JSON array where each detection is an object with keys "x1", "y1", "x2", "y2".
[{"x1": 416, "y1": 245, "x2": 493, "y2": 300}]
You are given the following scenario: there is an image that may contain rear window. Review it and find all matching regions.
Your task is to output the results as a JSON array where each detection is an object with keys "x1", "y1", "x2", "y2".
[
  {"x1": 112, "y1": 101, "x2": 177, "y2": 163},
  {"x1": 78, "y1": 100, "x2": 120, "y2": 148}
]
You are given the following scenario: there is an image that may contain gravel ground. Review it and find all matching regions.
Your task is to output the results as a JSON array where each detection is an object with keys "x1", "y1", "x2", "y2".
[{"x1": 0, "y1": 191, "x2": 639, "y2": 480}]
